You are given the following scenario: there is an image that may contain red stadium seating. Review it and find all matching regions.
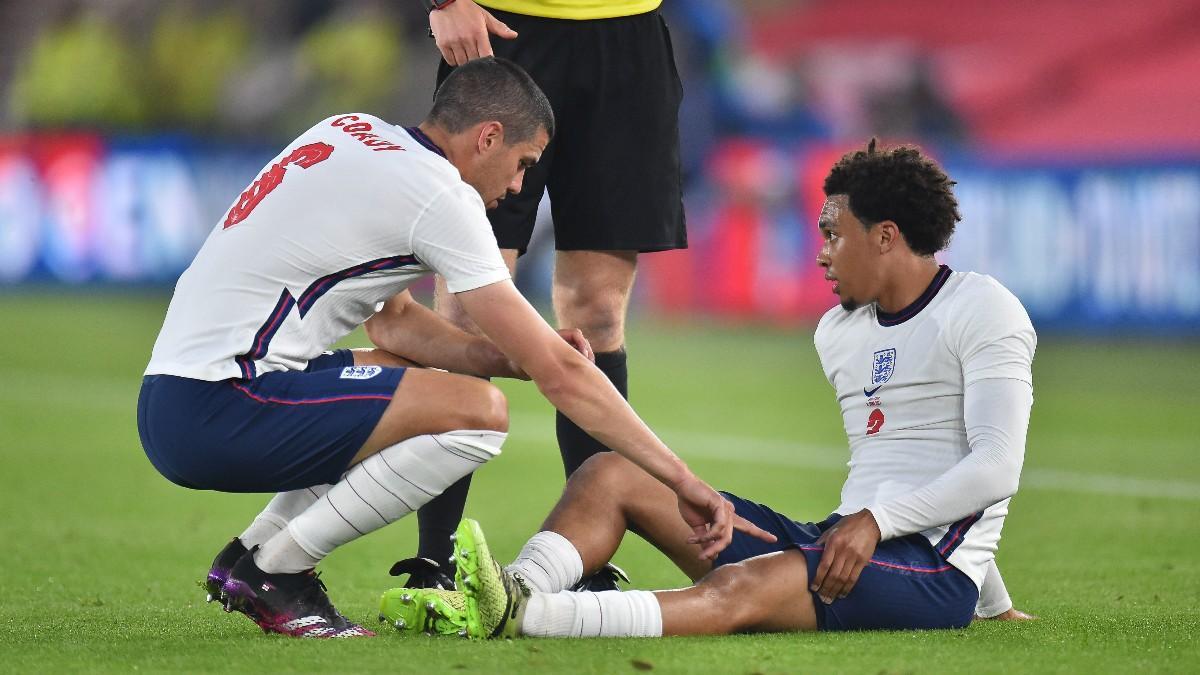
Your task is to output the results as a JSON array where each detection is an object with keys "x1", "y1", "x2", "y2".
[{"x1": 747, "y1": 0, "x2": 1200, "y2": 153}]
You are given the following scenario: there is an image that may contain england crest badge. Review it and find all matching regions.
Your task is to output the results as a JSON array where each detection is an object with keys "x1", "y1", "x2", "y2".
[
  {"x1": 870, "y1": 348, "x2": 897, "y2": 386},
  {"x1": 340, "y1": 365, "x2": 382, "y2": 380}
]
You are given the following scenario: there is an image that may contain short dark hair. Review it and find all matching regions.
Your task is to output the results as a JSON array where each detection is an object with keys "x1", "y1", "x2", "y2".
[
  {"x1": 427, "y1": 57, "x2": 554, "y2": 144},
  {"x1": 823, "y1": 139, "x2": 961, "y2": 256}
]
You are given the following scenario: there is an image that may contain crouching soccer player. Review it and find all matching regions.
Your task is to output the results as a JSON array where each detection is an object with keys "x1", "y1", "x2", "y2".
[
  {"x1": 382, "y1": 141, "x2": 1036, "y2": 636},
  {"x1": 136, "y1": 57, "x2": 771, "y2": 639}
]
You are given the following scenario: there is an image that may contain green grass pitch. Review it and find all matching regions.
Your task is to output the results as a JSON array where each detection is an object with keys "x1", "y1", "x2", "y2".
[{"x1": 1, "y1": 292, "x2": 1197, "y2": 673}]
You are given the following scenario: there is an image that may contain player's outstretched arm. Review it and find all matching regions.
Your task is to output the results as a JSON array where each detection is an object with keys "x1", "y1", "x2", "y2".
[
  {"x1": 365, "y1": 290, "x2": 592, "y2": 378},
  {"x1": 427, "y1": 0, "x2": 518, "y2": 66},
  {"x1": 455, "y1": 280, "x2": 777, "y2": 558},
  {"x1": 456, "y1": 281, "x2": 685, "y2": 482},
  {"x1": 865, "y1": 376, "x2": 1031, "y2": 541}
]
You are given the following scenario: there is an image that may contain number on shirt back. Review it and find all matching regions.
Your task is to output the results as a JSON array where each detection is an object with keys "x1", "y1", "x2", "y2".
[{"x1": 223, "y1": 142, "x2": 334, "y2": 228}]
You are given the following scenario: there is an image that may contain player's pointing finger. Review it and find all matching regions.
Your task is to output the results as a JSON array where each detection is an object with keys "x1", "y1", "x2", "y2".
[{"x1": 734, "y1": 515, "x2": 778, "y2": 544}]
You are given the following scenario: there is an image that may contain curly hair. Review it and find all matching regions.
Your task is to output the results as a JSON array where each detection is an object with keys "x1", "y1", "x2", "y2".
[{"x1": 823, "y1": 139, "x2": 961, "y2": 256}]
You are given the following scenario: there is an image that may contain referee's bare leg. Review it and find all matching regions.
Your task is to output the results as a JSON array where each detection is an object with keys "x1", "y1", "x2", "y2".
[{"x1": 550, "y1": 250, "x2": 637, "y2": 472}]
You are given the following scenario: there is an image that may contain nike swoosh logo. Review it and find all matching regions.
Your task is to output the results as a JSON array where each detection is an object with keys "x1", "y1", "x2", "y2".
[{"x1": 863, "y1": 385, "x2": 882, "y2": 397}]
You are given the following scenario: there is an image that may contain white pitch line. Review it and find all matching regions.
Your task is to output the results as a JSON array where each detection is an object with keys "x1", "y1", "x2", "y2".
[
  {"x1": 4, "y1": 375, "x2": 1197, "y2": 503},
  {"x1": 1019, "y1": 469, "x2": 1200, "y2": 501},
  {"x1": 508, "y1": 412, "x2": 1200, "y2": 502}
]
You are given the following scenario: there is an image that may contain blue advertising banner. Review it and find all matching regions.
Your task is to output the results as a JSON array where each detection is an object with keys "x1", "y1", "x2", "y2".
[
  {"x1": 946, "y1": 162, "x2": 1200, "y2": 331},
  {"x1": 1, "y1": 134, "x2": 1198, "y2": 332},
  {"x1": 0, "y1": 134, "x2": 269, "y2": 285}
]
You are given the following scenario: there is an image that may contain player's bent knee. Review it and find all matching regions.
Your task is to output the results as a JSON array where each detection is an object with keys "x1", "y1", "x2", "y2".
[
  {"x1": 554, "y1": 284, "x2": 630, "y2": 347},
  {"x1": 475, "y1": 381, "x2": 509, "y2": 432},
  {"x1": 572, "y1": 452, "x2": 630, "y2": 488},
  {"x1": 695, "y1": 564, "x2": 768, "y2": 632},
  {"x1": 449, "y1": 377, "x2": 509, "y2": 432},
  {"x1": 382, "y1": 370, "x2": 509, "y2": 438},
  {"x1": 563, "y1": 302, "x2": 626, "y2": 347}
]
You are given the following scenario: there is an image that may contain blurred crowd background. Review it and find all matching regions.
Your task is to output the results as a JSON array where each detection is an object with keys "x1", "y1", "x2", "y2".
[{"x1": 2, "y1": 0, "x2": 1199, "y2": 333}]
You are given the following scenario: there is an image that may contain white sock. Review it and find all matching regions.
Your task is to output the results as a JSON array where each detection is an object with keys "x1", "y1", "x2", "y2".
[
  {"x1": 255, "y1": 430, "x2": 504, "y2": 574},
  {"x1": 506, "y1": 530, "x2": 584, "y2": 593},
  {"x1": 253, "y1": 526, "x2": 322, "y2": 573},
  {"x1": 239, "y1": 485, "x2": 331, "y2": 549},
  {"x1": 521, "y1": 590, "x2": 663, "y2": 638}
]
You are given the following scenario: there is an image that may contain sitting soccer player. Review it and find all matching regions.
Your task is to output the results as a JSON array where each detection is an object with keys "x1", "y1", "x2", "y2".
[
  {"x1": 382, "y1": 140, "x2": 1037, "y2": 636},
  {"x1": 136, "y1": 58, "x2": 769, "y2": 639}
]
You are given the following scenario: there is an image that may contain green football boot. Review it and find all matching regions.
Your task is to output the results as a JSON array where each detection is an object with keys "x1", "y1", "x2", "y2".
[
  {"x1": 378, "y1": 587, "x2": 470, "y2": 637},
  {"x1": 452, "y1": 518, "x2": 530, "y2": 639}
]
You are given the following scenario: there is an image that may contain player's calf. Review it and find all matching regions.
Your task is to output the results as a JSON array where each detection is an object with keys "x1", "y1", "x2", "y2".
[
  {"x1": 545, "y1": 452, "x2": 710, "y2": 582},
  {"x1": 255, "y1": 430, "x2": 506, "y2": 580},
  {"x1": 658, "y1": 551, "x2": 818, "y2": 636}
]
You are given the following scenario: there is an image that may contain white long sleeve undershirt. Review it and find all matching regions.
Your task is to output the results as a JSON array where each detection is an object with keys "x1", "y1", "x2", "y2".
[
  {"x1": 975, "y1": 559, "x2": 1014, "y2": 617},
  {"x1": 866, "y1": 377, "x2": 1032, "y2": 542}
]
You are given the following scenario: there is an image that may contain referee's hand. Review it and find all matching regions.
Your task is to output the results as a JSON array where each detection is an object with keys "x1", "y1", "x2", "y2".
[{"x1": 429, "y1": 0, "x2": 518, "y2": 66}]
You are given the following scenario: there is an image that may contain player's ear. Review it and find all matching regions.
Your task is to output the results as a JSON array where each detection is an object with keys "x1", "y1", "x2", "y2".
[
  {"x1": 876, "y1": 220, "x2": 900, "y2": 254},
  {"x1": 476, "y1": 121, "x2": 504, "y2": 153}
]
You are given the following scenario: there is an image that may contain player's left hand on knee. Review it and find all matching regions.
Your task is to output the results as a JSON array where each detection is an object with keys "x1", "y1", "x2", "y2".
[{"x1": 810, "y1": 508, "x2": 882, "y2": 605}]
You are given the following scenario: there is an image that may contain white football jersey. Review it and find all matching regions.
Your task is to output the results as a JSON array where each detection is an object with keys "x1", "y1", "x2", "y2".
[
  {"x1": 814, "y1": 267, "x2": 1036, "y2": 588},
  {"x1": 146, "y1": 114, "x2": 509, "y2": 381}
]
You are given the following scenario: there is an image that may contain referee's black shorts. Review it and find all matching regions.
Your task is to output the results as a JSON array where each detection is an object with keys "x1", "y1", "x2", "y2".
[{"x1": 436, "y1": 8, "x2": 687, "y2": 254}]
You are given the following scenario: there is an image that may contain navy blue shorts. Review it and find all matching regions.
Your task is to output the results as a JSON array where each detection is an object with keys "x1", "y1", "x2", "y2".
[
  {"x1": 714, "y1": 492, "x2": 979, "y2": 631},
  {"x1": 137, "y1": 350, "x2": 406, "y2": 493}
]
